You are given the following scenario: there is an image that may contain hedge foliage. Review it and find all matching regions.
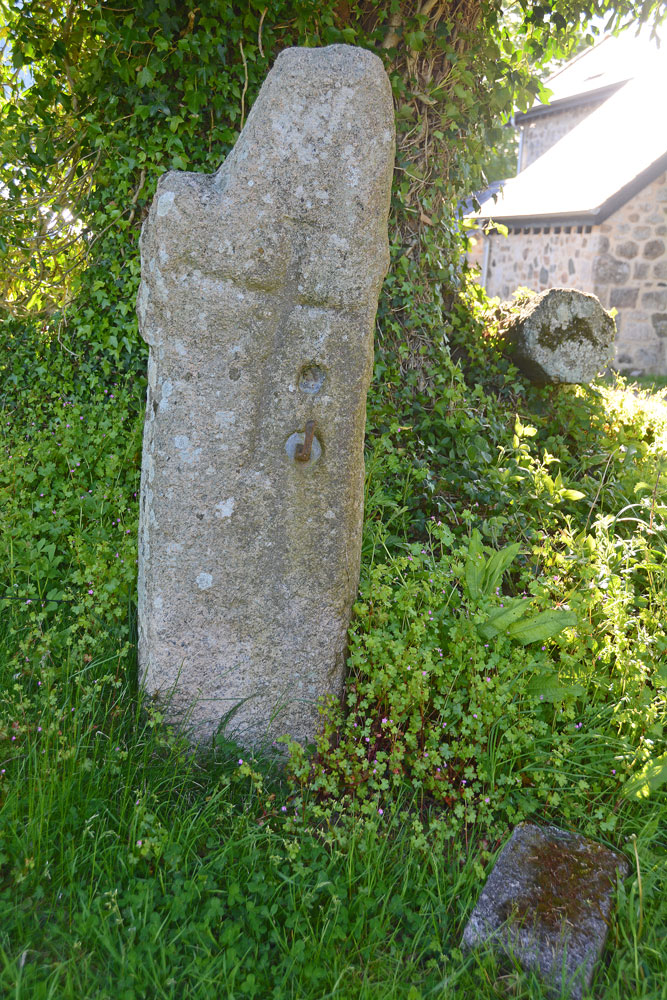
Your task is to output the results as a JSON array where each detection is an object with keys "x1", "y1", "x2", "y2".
[{"x1": 1, "y1": 0, "x2": 666, "y2": 833}]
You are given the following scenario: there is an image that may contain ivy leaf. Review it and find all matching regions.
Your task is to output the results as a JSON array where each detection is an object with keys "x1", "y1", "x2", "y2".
[
  {"x1": 137, "y1": 65, "x2": 155, "y2": 88},
  {"x1": 405, "y1": 30, "x2": 427, "y2": 52}
]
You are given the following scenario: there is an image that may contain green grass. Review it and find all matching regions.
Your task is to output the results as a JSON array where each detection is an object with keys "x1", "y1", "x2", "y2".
[
  {"x1": 1, "y1": 320, "x2": 666, "y2": 998},
  {"x1": 0, "y1": 615, "x2": 664, "y2": 999},
  {"x1": 627, "y1": 376, "x2": 667, "y2": 394},
  {"x1": 1, "y1": 625, "x2": 663, "y2": 1000}
]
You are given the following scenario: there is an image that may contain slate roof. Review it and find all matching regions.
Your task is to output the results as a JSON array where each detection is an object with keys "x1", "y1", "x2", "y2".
[
  {"x1": 473, "y1": 32, "x2": 667, "y2": 227},
  {"x1": 518, "y1": 27, "x2": 664, "y2": 119}
]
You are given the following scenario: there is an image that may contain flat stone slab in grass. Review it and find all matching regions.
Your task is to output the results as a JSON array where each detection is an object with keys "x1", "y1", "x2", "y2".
[
  {"x1": 507, "y1": 287, "x2": 615, "y2": 384},
  {"x1": 462, "y1": 823, "x2": 629, "y2": 999}
]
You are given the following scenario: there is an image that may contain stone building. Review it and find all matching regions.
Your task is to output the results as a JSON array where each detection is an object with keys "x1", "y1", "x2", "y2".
[{"x1": 469, "y1": 30, "x2": 667, "y2": 374}]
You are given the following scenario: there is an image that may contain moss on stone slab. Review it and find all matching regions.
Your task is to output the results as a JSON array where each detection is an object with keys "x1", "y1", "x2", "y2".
[{"x1": 536, "y1": 315, "x2": 601, "y2": 351}]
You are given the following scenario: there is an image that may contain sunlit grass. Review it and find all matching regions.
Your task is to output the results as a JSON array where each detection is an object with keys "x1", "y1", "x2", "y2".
[{"x1": 1, "y1": 328, "x2": 665, "y2": 996}]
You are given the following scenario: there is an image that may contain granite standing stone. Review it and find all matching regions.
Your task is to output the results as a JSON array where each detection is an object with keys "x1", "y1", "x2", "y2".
[
  {"x1": 506, "y1": 287, "x2": 615, "y2": 383},
  {"x1": 462, "y1": 823, "x2": 630, "y2": 999},
  {"x1": 136, "y1": 45, "x2": 394, "y2": 747}
]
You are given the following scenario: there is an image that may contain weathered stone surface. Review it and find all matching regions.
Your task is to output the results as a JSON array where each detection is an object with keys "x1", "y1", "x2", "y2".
[
  {"x1": 616, "y1": 240, "x2": 638, "y2": 260},
  {"x1": 643, "y1": 238, "x2": 665, "y2": 259},
  {"x1": 506, "y1": 288, "x2": 615, "y2": 384},
  {"x1": 609, "y1": 287, "x2": 639, "y2": 309},
  {"x1": 593, "y1": 254, "x2": 631, "y2": 285},
  {"x1": 136, "y1": 45, "x2": 394, "y2": 747},
  {"x1": 642, "y1": 289, "x2": 667, "y2": 310},
  {"x1": 462, "y1": 823, "x2": 629, "y2": 1000},
  {"x1": 652, "y1": 313, "x2": 667, "y2": 337}
]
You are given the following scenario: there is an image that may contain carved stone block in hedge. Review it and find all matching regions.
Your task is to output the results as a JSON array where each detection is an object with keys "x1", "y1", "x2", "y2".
[{"x1": 507, "y1": 288, "x2": 615, "y2": 384}]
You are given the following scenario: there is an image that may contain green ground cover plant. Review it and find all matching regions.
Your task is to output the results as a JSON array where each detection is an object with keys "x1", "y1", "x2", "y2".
[
  {"x1": 288, "y1": 296, "x2": 667, "y2": 839},
  {"x1": 2, "y1": 282, "x2": 666, "y2": 999},
  {"x1": 2, "y1": 2, "x2": 666, "y2": 997}
]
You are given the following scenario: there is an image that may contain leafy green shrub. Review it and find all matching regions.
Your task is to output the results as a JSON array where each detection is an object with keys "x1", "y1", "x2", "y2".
[
  {"x1": 287, "y1": 526, "x2": 582, "y2": 830},
  {"x1": 282, "y1": 285, "x2": 667, "y2": 838},
  {"x1": 1, "y1": 320, "x2": 144, "y2": 667}
]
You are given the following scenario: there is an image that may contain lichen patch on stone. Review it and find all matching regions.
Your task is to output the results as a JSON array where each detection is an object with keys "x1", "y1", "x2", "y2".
[
  {"x1": 215, "y1": 498, "x2": 235, "y2": 519},
  {"x1": 157, "y1": 190, "x2": 175, "y2": 217}
]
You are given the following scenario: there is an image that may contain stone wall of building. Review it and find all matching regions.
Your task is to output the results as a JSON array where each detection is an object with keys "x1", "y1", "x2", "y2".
[
  {"x1": 469, "y1": 169, "x2": 667, "y2": 373},
  {"x1": 519, "y1": 100, "x2": 604, "y2": 169},
  {"x1": 592, "y1": 170, "x2": 667, "y2": 373},
  {"x1": 481, "y1": 226, "x2": 597, "y2": 301}
]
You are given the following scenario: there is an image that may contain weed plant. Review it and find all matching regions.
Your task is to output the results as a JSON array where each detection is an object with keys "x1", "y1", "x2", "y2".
[{"x1": 1, "y1": 287, "x2": 666, "y2": 997}]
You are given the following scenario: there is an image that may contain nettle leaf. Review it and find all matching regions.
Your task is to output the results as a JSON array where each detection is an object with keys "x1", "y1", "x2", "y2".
[
  {"x1": 507, "y1": 610, "x2": 576, "y2": 645},
  {"x1": 623, "y1": 753, "x2": 667, "y2": 800}
]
